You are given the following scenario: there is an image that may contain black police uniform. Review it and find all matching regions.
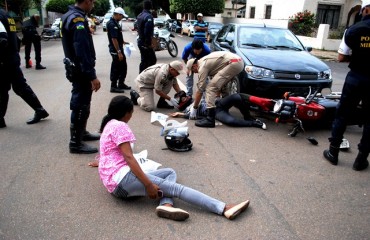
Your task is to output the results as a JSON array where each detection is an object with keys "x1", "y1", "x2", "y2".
[
  {"x1": 106, "y1": 17, "x2": 129, "y2": 91},
  {"x1": 325, "y1": 14, "x2": 370, "y2": 169},
  {"x1": 22, "y1": 15, "x2": 44, "y2": 69},
  {"x1": 61, "y1": 5, "x2": 99, "y2": 154},
  {"x1": 136, "y1": 9, "x2": 156, "y2": 73},
  {"x1": 0, "y1": 9, "x2": 48, "y2": 128}
]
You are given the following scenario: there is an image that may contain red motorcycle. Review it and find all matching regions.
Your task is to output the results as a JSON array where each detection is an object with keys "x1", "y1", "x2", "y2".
[{"x1": 247, "y1": 88, "x2": 364, "y2": 137}]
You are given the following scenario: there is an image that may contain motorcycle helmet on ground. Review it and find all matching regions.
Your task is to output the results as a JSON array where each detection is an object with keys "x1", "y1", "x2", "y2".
[
  {"x1": 174, "y1": 90, "x2": 193, "y2": 111},
  {"x1": 164, "y1": 127, "x2": 193, "y2": 152}
]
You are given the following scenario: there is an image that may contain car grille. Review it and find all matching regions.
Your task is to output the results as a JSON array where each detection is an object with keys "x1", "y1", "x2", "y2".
[{"x1": 274, "y1": 72, "x2": 318, "y2": 80}]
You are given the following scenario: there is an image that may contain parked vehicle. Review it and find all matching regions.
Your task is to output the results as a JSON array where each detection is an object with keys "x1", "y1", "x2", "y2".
[
  {"x1": 41, "y1": 18, "x2": 60, "y2": 41},
  {"x1": 212, "y1": 23, "x2": 332, "y2": 99},
  {"x1": 165, "y1": 19, "x2": 176, "y2": 30},
  {"x1": 102, "y1": 13, "x2": 112, "y2": 32},
  {"x1": 246, "y1": 87, "x2": 363, "y2": 137},
  {"x1": 152, "y1": 27, "x2": 178, "y2": 57},
  {"x1": 206, "y1": 22, "x2": 223, "y2": 42},
  {"x1": 154, "y1": 18, "x2": 166, "y2": 28},
  {"x1": 181, "y1": 20, "x2": 196, "y2": 36},
  {"x1": 170, "y1": 20, "x2": 182, "y2": 33}
]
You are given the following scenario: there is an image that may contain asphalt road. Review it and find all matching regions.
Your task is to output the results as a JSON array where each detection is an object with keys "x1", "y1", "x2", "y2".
[{"x1": 0, "y1": 22, "x2": 368, "y2": 240}]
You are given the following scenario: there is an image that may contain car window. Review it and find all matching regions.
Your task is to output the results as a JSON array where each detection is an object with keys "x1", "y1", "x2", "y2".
[
  {"x1": 215, "y1": 25, "x2": 229, "y2": 43},
  {"x1": 224, "y1": 25, "x2": 235, "y2": 45}
]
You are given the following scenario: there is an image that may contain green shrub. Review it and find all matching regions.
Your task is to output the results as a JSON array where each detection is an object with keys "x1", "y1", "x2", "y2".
[{"x1": 288, "y1": 10, "x2": 315, "y2": 36}]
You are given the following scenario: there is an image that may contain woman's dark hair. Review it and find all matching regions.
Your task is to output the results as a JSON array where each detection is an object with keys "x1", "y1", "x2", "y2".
[{"x1": 100, "y1": 96, "x2": 134, "y2": 132}]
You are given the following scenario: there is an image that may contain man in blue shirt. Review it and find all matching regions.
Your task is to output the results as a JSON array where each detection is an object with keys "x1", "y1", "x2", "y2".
[
  {"x1": 181, "y1": 39, "x2": 211, "y2": 97},
  {"x1": 193, "y1": 13, "x2": 208, "y2": 43}
]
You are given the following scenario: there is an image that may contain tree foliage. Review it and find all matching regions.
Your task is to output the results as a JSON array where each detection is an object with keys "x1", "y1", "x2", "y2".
[
  {"x1": 91, "y1": 0, "x2": 110, "y2": 16},
  {"x1": 2, "y1": 0, "x2": 32, "y2": 18},
  {"x1": 46, "y1": 0, "x2": 110, "y2": 15},
  {"x1": 46, "y1": 0, "x2": 73, "y2": 14},
  {"x1": 169, "y1": 0, "x2": 224, "y2": 16}
]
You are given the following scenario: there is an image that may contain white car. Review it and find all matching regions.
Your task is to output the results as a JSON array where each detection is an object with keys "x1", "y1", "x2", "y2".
[
  {"x1": 181, "y1": 20, "x2": 196, "y2": 37},
  {"x1": 102, "y1": 13, "x2": 112, "y2": 32}
]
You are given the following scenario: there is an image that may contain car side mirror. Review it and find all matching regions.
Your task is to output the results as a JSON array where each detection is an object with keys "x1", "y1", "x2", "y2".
[
  {"x1": 219, "y1": 42, "x2": 231, "y2": 49},
  {"x1": 305, "y1": 46, "x2": 312, "y2": 52}
]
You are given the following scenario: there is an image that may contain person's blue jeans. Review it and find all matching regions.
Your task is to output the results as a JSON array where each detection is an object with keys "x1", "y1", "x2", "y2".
[
  {"x1": 112, "y1": 168, "x2": 225, "y2": 215},
  {"x1": 186, "y1": 73, "x2": 194, "y2": 97}
]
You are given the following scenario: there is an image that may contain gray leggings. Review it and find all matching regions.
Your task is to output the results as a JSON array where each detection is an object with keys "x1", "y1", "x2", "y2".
[{"x1": 112, "y1": 168, "x2": 225, "y2": 215}]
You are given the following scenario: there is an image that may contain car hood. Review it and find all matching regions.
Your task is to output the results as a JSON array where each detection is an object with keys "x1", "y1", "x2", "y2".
[{"x1": 240, "y1": 48, "x2": 329, "y2": 72}]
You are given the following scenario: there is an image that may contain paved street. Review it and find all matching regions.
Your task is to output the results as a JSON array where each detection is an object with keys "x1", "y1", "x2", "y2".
[{"x1": 0, "y1": 22, "x2": 369, "y2": 240}]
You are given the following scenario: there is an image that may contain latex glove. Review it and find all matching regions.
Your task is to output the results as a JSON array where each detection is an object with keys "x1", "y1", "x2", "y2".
[
  {"x1": 169, "y1": 97, "x2": 179, "y2": 108},
  {"x1": 189, "y1": 106, "x2": 197, "y2": 120}
]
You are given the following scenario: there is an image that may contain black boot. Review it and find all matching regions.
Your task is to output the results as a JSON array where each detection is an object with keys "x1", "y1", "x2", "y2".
[
  {"x1": 35, "y1": 64, "x2": 46, "y2": 70},
  {"x1": 82, "y1": 131, "x2": 100, "y2": 141},
  {"x1": 195, "y1": 108, "x2": 215, "y2": 128},
  {"x1": 26, "y1": 108, "x2": 49, "y2": 124},
  {"x1": 130, "y1": 90, "x2": 140, "y2": 105},
  {"x1": 118, "y1": 83, "x2": 131, "y2": 90},
  {"x1": 0, "y1": 118, "x2": 6, "y2": 128},
  {"x1": 323, "y1": 145, "x2": 339, "y2": 165},
  {"x1": 69, "y1": 125, "x2": 98, "y2": 154},
  {"x1": 110, "y1": 80, "x2": 125, "y2": 93},
  {"x1": 353, "y1": 152, "x2": 369, "y2": 171},
  {"x1": 157, "y1": 97, "x2": 174, "y2": 109}
]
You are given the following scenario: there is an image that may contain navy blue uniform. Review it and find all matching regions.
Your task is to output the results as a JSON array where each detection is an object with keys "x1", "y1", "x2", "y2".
[
  {"x1": 107, "y1": 17, "x2": 127, "y2": 88},
  {"x1": 61, "y1": 5, "x2": 99, "y2": 154},
  {"x1": 0, "y1": 9, "x2": 47, "y2": 127},
  {"x1": 330, "y1": 15, "x2": 370, "y2": 155},
  {"x1": 136, "y1": 9, "x2": 156, "y2": 73},
  {"x1": 22, "y1": 16, "x2": 42, "y2": 66}
]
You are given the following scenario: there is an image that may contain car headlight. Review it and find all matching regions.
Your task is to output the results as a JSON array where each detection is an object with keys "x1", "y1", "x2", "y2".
[
  {"x1": 318, "y1": 69, "x2": 331, "y2": 80},
  {"x1": 245, "y1": 65, "x2": 275, "y2": 79}
]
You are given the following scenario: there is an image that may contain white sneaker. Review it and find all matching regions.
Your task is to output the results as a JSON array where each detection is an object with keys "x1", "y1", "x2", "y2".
[{"x1": 155, "y1": 206, "x2": 189, "y2": 221}]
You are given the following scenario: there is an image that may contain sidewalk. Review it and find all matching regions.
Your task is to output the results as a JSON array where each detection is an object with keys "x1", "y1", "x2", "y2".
[{"x1": 310, "y1": 48, "x2": 338, "y2": 62}]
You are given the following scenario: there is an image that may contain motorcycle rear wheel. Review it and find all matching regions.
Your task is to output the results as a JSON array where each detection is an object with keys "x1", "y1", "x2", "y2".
[{"x1": 167, "y1": 40, "x2": 178, "y2": 58}]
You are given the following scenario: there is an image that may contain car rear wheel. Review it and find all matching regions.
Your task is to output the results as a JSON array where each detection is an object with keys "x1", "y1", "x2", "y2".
[{"x1": 221, "y1": 76, "x2": 240, "y2": 97}]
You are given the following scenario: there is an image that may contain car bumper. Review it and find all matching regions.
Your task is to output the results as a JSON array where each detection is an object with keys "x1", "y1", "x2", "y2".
[{"x1": 240, "y1": 74, "x2": 333, "y2": 98}]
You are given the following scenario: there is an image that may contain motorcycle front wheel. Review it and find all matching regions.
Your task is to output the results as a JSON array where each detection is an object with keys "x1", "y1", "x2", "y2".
[{"x1": 167, "y1": 40, "x2": 178, "y2": 58}]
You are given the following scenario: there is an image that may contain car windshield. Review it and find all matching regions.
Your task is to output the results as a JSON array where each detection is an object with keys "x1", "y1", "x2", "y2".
[
  {"x1": 104, "y1": 14, "x2": 111, "y2": 19},
  {"x1": 238, "y1": 26, "x2": 304, "y2": 50},
  {"x1": 209, "y1": 23, "x2": 223, "y2": 29}
]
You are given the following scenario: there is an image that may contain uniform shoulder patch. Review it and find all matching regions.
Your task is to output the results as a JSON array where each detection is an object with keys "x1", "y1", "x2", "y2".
[
  {"x1": 72, "y1": 17, "x2": 85, "y2": 23},
  {"x1": 75, "y1": 22, "x2": 85, "y2": 30}
]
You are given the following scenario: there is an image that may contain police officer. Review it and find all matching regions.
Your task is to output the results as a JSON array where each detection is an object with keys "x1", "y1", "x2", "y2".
[
  {"x1": 61, "y1": 0, "x2": 101, "y2": 154},
  {"x1": 0, "y1": 8, "x2": 49, "y2": 128},
  {"x1": 193, "y1": 13, "x2": 208, "y2": 43},
  {"x1": 107, "y1": 7, "x2": 131, "y2": 93},
  {"x1": 130, "y1": 60, "x2": 186, "y2": 112},
  {"x1": 22, "y1": 14, "x2": 46, "y2": 69},
  {"x1": 323, "y1": 0, "x2": 370, "y2": 171},
  {"x1": 136, "y1": 0, "x2": 156, "y2": 73},
  {"x1": 182, "y1": 39, "x2": 211, "y2": 97},
  {"x1": 186, "y1": 51, "x2": 244, "y2": 128}
]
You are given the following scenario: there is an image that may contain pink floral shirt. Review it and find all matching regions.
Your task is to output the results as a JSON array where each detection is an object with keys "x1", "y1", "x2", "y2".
[{"x1": 98, "y1": 119, "x2": 136, "y2": 193}]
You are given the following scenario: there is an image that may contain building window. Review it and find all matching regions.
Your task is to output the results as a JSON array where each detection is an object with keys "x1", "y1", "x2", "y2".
[
  {"x1": 250, "y1": 7, "x2": 255, "y2": 18},
  {"x1": 227, "y1": 11, "x2": 232, "y2": 17},
  {"x1": 316, "y1": 4, "x2": 341, "y2": 29},
  {"x1": 265, "y1": 5, "x2": 272, "y2": 19}
]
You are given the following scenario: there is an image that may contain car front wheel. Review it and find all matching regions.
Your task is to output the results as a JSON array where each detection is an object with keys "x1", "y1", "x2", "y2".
[{"x1": 221, "y1": 76, "x2": 240, "y2": 97}]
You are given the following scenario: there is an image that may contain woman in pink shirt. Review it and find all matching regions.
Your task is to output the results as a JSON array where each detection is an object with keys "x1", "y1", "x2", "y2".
[{"x1": 98, "y1": 95, "x2": 250, "y2": 221}]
